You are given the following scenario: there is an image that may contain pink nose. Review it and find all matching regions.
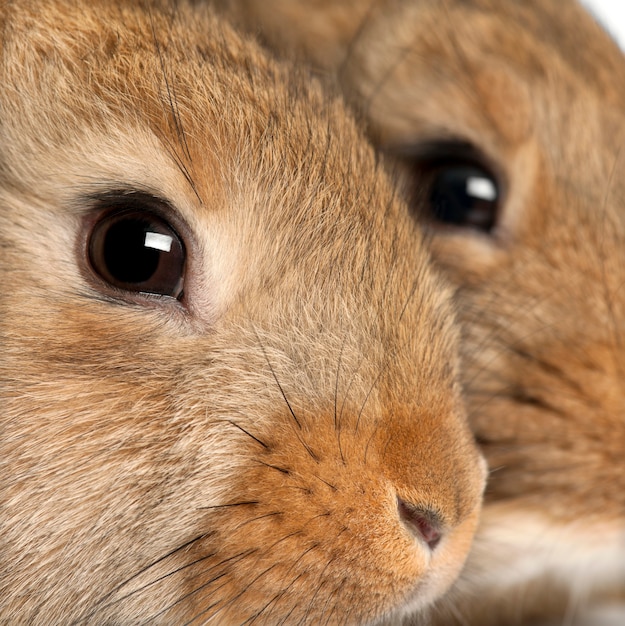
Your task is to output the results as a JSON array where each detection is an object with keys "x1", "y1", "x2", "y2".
[{"x1": 397, "y1": 496, "x2": 442, "y2": 550}]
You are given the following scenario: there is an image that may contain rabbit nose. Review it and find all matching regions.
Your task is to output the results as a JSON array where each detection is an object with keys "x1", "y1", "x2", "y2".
[{"x1": 397, "y1": 496, "x2": 442, "y2": 550}]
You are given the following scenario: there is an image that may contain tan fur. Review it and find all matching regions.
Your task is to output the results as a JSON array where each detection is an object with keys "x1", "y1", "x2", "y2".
[
  {"x1": 215, "y1": 0, "x2": 625, "y2": 623},
  {"x1": 0, "y1": 0, "x2": 487, "y2": 623}
]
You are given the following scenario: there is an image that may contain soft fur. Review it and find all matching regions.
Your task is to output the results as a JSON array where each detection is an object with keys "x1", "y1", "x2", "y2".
[
  {"x1": 216, "y1": 0, "x2": 625, "y2": 624},
  {"x1": 0, "y1": 0, "x2": 486, "y2": 624}
]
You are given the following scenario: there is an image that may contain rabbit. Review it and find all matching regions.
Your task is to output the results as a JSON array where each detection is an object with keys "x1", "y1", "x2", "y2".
[
  {"x1": 0, "y1": 0, "x2": 488, "y2": 624},
  {"x1": 214, "y1": 0, "x2": 625, "y2": 624}
]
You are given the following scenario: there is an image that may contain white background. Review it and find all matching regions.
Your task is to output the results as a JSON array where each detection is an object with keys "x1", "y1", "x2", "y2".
[{"x1": 581, "y1": 0, "x2": 625, "y2": 49}]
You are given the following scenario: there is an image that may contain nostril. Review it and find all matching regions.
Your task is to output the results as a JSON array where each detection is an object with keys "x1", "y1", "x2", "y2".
[{"x1": 397, "y1": 496, "x2": 442, "y2": 550}]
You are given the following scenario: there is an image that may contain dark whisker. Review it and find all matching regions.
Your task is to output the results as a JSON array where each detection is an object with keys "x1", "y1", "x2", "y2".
[
  {"x1": 77, "y1": 533, "x2": 212, "y2": 623},
  {"x1": 438, "y1": 0, "x2": 504, "y2": 139},
  {"x1": 198, "y1": 501, "x2": 259, "y2": 511},
  {"x1": 244, "y1": 543, "x2": 322, "y2": 625},
  {"x1": 102, "y1": 550, "x2": 218, "y2": 619},
  {"x1": 336, "y1": 0, "x2": 381, "y2": 85},
  {"x1": 360, "y1": 42, "x2": 414, "y2": 123},
  {"x1": 332, "y1": 331, "x2": 349, "y2": 464},
  {"x1": 190, "y1": 562, "x2": 282, "y2": 625},
  {"x1": 227, "y1": 419, "x2": 270, "y2": 449},
  {"x1": 321, "y1": 577, "x2": 352, "y2": 626},
  {"x1": 298, "y1": 554, "x2": 335, "y2": 624},
  {"x1": 337, "y1": 351, "x2": 367, "y2": 462},
  {"x1": 147, "y1": 9, "x2": 202, "y2": 204},
  {"x1": 314, "y1": 475, "x2": 337, "y2": 492},
  {"x1": 149, "y1": 10, "x2": 192, "y2": 164},
  {"x1": 334, "y1": 333, "x2": 348, "y2": 431},
  {"x1": 362, "y1": 419, "x2": 379, "y2": 466},
  {"x1": 597, "y1": 137, "x2": 625, "y2": 378},
  {"x1": 258, "y1": 460, "x2": 290, "y2": 475},
  {"x1": 355, "y1": 359, "x2": 389, "y2": 433},
  {"x1": 235, "y1": 510, "x2": 283, "y2": 530},
  {"x1": 159, "y1": 132, "x2": 203, "y2": 204},
  {"x1": 252, "y1": 325, "x2": 302, "y2": 430},
  {"x1": 144, "y1": 549, "x2": 258, "y2": 625}
]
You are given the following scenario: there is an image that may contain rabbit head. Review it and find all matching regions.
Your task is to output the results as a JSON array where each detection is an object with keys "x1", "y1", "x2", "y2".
[{"x1": 0, "y1": 1, "x2": 486, "y2": 623}]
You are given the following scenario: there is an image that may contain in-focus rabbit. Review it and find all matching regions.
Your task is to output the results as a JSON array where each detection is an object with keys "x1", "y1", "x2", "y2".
[
  {"x1": 216, "y1": 0, "x2": 625, "y2": 623},
  {"x1": 0, "y1": 0, "x2": 487, "y2": 624}
]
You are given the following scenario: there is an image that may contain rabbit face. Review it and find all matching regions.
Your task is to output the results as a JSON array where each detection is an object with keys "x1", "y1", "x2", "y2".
[{"x1": 0, "y1": 1, "x2": 485, "y2": 624}]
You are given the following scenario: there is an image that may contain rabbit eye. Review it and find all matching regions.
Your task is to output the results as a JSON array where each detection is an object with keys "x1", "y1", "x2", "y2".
[
  {"x1": 393, "y1": 142, "x2": 502, "y2": 233},
  {"x1": 426, "y1": 163, "x2": 499, "y2": 232},
  {"x1": 88, "y1": 195, "x2": 186, "y2": 299}
]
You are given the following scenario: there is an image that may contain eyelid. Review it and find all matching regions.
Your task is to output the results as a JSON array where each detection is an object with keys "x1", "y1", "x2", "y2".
[
  {"x1": 386, "y1": 140, "x2": 480, "y2": 162},
  {"x1": 388, "y1": 139, "x2": 506, "y2": 201},
  {"x1": 84, "y1": 189, "x2": 176, "y2": 221},
  {"x1": 385, "y1": 140, "x2": 503, "y2": 180}
]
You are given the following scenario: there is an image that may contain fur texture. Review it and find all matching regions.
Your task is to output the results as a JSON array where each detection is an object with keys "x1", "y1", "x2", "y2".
[
  {"x1": 216, "y1": 0, "x2": 625, "y2": 624},
  {"x1": 0, "y1": 0, "x2": 486, "y2": 623}
]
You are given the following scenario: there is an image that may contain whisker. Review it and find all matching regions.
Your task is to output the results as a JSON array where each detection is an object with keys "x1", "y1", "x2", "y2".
[
  {"x1": 298, "y1": 554, "x2": 336, "y2": 624},
  {"x1": 106, "y1": 550, "x2": 219, "y2": 620},
  {"x1": 360, "y1": 41, "x2": 414, "y2": 123},
  {"x1": 337, "y1": 351, "x2": 367, "y2": 462},
  {"x1": 78, "y1": 533, "x2": 212, "y2": 622},
  {"x1": 147, "y1": 8, "x2": 202, "y2": 204},
  {"x1": 295, "y1": 431, "x2": 320, "y2": 463},
  {"x1": 244, "y1": 543, "x2": 322, "y2": 625},
  {"x1": 161, "y1": 135, "x2": 203, "y2": 203},
  {"x1": 596, "y1": 135, "x2": 625, "y2": 379},
  {"x1": 190, "y1": 562, "x2": 282, "y2": 625},
  {"x1": 198, "y1": 501, "x2": 259, "y2": 511},
  {"x1": 144, "y1": 549, "x2": 258, "y2": 625},
  {"x1": 252, "y1": 325, "x2": 302, "y2": 430},
  {"x1": 258, "y1": 460, "x2": 290, "y2": 475},
  {"x1": 149, "y1": 9, "x2": 191, "y2": 164},
  {"x1": 334, "y1": 332, "x2": 348, "y2": 431},
  {"x1": 227, "y1": 419, "x2": 270, "y2": 449},
  {"x1": 314, "y1": 475, "x2": 337, "y2": 492},
  {"x1": 235, "y1": 510, "x2": 283, "y2": 530},
  {"x1": 435, "y1": 0, "x2": 514, "y2": 141},
  {"x1": 355, "y1": 358, "x2": 389, "y2": 433}
]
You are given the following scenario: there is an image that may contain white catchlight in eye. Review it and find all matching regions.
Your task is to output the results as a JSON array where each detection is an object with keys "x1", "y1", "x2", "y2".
[
  {"x1": 144, "y1": 231, "x2": 173, "y2": 252},
  {"x1": 466, "y1": 176, "x2": 497, "y2": 202}
]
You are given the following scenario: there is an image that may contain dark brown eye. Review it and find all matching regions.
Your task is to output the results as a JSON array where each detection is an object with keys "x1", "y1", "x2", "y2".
[
  {"x1": 88, "y1": 201, "x2": 186, "y2": 299},
  {"x1": 393, "y1": 142, "x2": 502, "y2": 233},
  {"x1": 426, "y1": 163, "x2": 499, "y2": 231}
]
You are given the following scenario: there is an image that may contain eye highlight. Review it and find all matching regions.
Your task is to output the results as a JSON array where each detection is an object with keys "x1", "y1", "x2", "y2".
[
  {"x1": 428, "y1": 163, "x2": 499, "y2": 231},
  {"x1": 87, "y1": 193, "x2": 186, "y2": 299},
  {"x1": 392, "y1": 141, "x2": 502, "y2": 234}
]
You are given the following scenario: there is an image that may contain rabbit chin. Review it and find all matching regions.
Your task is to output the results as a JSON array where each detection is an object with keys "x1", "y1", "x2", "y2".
[{"x1": 456, "y1": 504, "x2": 625, "y2": 609}]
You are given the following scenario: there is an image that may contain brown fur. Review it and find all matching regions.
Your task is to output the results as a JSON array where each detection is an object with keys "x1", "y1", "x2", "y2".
[
  {"x1": 0, "y1": 0, "x2": 486, "y2": 623},
  {"x1": 215, "y1": 0, "x2": 625, "y2": 624}
]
